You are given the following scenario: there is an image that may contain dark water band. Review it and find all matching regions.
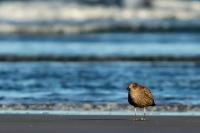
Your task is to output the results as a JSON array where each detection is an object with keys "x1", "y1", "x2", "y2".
[{"x1": 0, "y1": 55, "x2": 200, "y2": 62}]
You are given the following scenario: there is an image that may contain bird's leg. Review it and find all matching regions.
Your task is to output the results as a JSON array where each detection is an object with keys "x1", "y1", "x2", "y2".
[
  {"x1": 135, "y1": 107, "x2": 137, "y2": 117},
  {"x1": 134, "y1": 107, "x2": 137, "y2": 120},
  {"x1": 141, "y1": 107, "x2": 146, "y2": 120}
]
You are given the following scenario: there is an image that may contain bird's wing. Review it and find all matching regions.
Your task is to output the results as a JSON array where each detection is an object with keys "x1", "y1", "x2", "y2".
[
  {"x1": 143, "y1": 87, "x2": 155, "y2": 105},
  {"x1": 143, "y1": 87, "x2": 154, "y2": 99}
]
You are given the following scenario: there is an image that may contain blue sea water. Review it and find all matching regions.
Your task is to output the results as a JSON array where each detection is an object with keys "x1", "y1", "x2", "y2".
[
  {"x1": 0, "y1": 33, "x2": 200, "y2": 57},
  {"x1": 0, "y1": 33, "x2": 200, "y2": 105}
]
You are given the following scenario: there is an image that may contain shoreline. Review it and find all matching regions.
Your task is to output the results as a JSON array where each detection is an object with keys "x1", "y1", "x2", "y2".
[
  {"x1": 0, "y1": 104, "x2": 200, "y2": 112},
  {"x1": 0, "y1": 110, "x2": 200, "y2": 116}
]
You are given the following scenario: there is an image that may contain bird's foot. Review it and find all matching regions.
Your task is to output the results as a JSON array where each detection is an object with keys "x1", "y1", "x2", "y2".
[
  {"x1": 140, "y1": 117, "x2": 146, "y2": 121},
  {"x1": 128, "y1": 116, "x2": 138, "y2": 121},
  {"x1": 132, "y1": 117, "x2": 147, "y2": 121},
  {"x1": 132, "y1": 117, "x2": 143, "y2": 121}
]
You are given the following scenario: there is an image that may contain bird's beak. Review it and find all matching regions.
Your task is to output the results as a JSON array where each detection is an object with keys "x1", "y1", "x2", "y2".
[{"x1": 127, "y1": 87, "x2": 129, "y2": 91}]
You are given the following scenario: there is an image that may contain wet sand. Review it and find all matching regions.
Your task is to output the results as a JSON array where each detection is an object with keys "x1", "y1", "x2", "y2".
[{"x1": 0, "y1": 114, "x2": 199, "y2": 133}]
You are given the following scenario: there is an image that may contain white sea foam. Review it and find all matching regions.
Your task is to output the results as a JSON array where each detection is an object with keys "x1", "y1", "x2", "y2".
[
  {"x1": 0, "y1": 110, "x2": 200, "y2": 116},
  {"x1": 0, "y1": 1, "x2": 199, "y2": 21},
  {"x1": 0, "y1": 0, "x2": 199, "y2": 34}
]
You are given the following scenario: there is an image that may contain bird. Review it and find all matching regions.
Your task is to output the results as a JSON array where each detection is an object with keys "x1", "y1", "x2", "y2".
[{"x1": 127, "y1": 82, "x2": 155, "y2": 120}]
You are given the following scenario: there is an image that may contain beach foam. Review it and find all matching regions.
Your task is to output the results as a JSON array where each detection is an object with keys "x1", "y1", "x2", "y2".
[
  {"x1": 0, "y1": 0, "x2": 199, "y2": 34},
  {"x1": 0, "y1": 104, "x2": 200, "y2": 113}
]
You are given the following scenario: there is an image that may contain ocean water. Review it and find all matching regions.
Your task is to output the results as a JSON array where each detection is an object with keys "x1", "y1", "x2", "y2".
[
  {"x1": 0, "y1": 33, "x2": 200, "y2": 57},
  {"x1": 0, "y1": 33, "x2": 200, "y2": 105}
]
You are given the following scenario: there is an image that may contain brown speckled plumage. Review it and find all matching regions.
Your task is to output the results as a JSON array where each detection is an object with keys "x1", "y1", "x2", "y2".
[{"x1": 128, "y1": 83, "x2": 155, "y2": 108}]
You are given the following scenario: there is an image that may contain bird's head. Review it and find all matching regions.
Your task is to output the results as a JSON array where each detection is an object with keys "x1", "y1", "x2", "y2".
[{"x1": 127, "y1": 82, "x2": 138, "y2": 91}]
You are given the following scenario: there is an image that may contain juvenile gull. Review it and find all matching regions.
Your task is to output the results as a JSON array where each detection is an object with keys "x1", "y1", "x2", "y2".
[{"x1": 127, "y1": 83, "x2": 155, "y2": 120}]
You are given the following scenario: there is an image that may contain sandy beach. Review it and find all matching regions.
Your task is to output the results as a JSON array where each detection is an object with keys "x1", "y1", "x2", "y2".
[{"x1": 0, "y1": 114, "x2": 199, "y2": 133}]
